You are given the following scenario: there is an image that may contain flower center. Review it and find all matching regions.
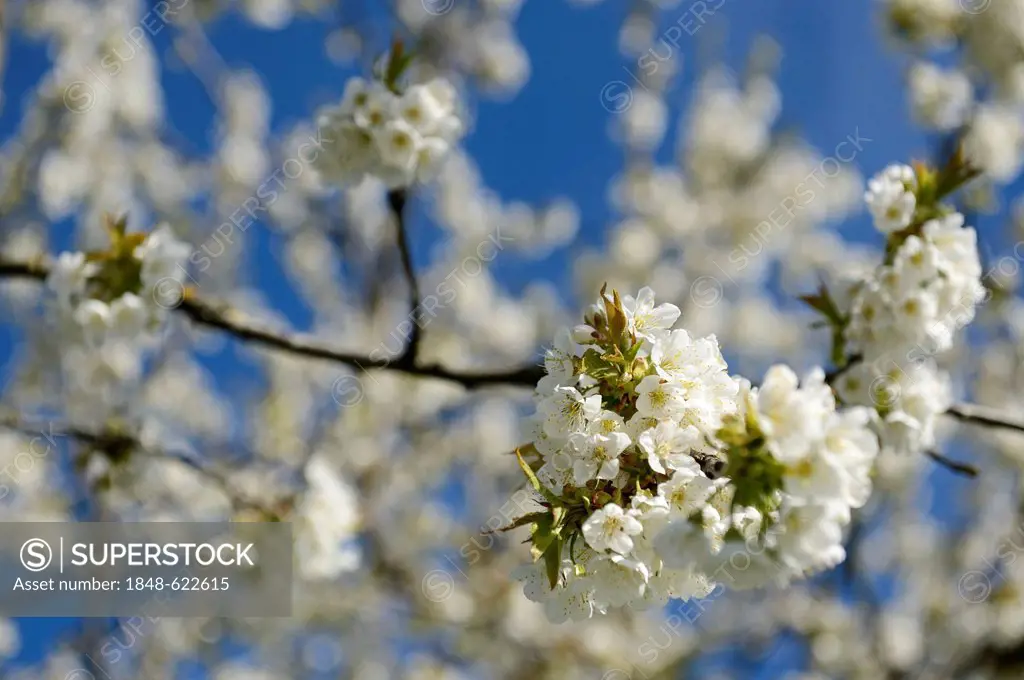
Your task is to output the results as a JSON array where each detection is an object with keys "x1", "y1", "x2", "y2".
[
  {"x1": 791, "y1": 458, "x2": 814, "y2": 479},
  {"x1": 671, "y1": 488, "x2": 687, "y2": 507},
  {"x1": 562, "y1": 399, "x2": 583, "y2": 426},
  {"x1": 602, "y1": 516, "x2": 622, "y2": 537}
]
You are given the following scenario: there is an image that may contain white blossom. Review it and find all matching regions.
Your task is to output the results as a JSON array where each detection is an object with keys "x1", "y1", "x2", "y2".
[
  {"x1": 47, "y1": 251, "x2": 95, "y2": 307},
  {"x1": 537, "y1": 385, "x2": 602, "y2": 438},
  {"x1": 621, "y1": 286, "x2": 680, "y2": 339},
  {"x1": 314, "y1": 75, "x2": 464, "y2": 189},
  {"x1": 963, "y1": 105, "x2": 1024, "y2": 183},
  {"x1": 637, "y1": 421, "x2": 701, "y2": 474},
  {"x1": 635, "y1": 375, "x2": 688, "y2": 420},
  {"x1": 135, "y1": 223, "x2": 191, "y2": 290},
  {"x1": 567, "y1": 430, "x2": 631, "y2": 484},
  {"x1": 909, "y1": 62, "x2": 973, "y2": 131},
  {"x1": 864, "y1": 164, "x2": 917, "y2": 234},
  {"x1": 73, "y1": 299, "x2": 112, "y2": 347},
  {"x1": 582, "y1": 503, "x2": 643, "y2": 555}
]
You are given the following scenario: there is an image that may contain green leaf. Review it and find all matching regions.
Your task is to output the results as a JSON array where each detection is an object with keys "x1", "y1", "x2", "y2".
[
  {"x1": 530, "y1": 515, "x2": 554, "y2": 562},
  {"x1": 515, "y1": 448, "x2": 562, "y2": 505},
  {"x1": 483, "y1": 511, "x2": 550, "y2": 534},
  {"x1": 579, "y1": 348, "x2": 618, "y2": 380},
  {"x1": 799, "y1": 280, "x2": 845, "y2": 327},
  {"x1": 515, "y1": 447, "x2": 542, "y2": 491},
  {"x1": 551, "y1": 506, "x2": 568, "y2": 535},
  {"x1": 543, "y1": 537, "x2": 563, "y2": 589},
  {"x1": 623, "y1": 340, "x2": 644, "y2": 365}
]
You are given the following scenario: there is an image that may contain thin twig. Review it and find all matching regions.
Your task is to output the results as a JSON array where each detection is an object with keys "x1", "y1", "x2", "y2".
[
  {"x1": 925, "y1": 449, "x2": 979, "y2": 478},
  {"x1": 945, "y1": 402, "x2": 1024, "y2": 435},
  {"x1": 387, "y1": 188, "x2": 422, "y2": 367}
]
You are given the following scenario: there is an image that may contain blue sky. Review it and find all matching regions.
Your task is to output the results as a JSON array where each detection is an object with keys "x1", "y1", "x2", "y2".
[{"x1": 0, "y1": 0, "x2": 1013, "y2": 676}]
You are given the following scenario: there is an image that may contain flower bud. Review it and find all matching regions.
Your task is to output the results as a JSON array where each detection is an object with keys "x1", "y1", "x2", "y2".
[{"x1": 572, "y1": 324, "x2": 599, "y2": 344}]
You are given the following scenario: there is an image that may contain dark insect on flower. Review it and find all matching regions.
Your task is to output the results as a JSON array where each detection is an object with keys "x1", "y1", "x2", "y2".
[{"x1": 692, "y1": 452, "x2": 726, "y2": 480}]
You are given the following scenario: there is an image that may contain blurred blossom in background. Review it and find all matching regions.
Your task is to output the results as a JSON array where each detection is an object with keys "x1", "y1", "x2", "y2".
[{"x1": 1, "y1": 0, "x2": 1024, "y2": 678}]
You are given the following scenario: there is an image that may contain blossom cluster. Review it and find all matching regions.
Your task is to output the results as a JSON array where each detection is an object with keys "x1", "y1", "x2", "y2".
[
  {"x1": 314, "y1": 75, "x2": 464, "y2": 189},
  {"x1": 837, "y1": 162, "x2": 985, "y2": 454},
  {"x1": 836, "y1": 360, "x2": 951, "y2": 457},
  {"x1": 44, "y1": 220, "x2": 191, "y2": 424},
  {"x1": 512, "y1": 288, "x2": 880, "y2": 621},
  {"x1": 848, "y1": 214, "x2": 985, "y2": 357}
]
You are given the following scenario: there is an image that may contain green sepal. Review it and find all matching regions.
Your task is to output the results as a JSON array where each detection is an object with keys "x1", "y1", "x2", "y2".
[
  {"x1": 798, "y1": 279, "x2": 845, "y2": 328},
  {"x1": 380, "y1": 39, "x2": 416, "y2": 93},
  {"x1": 599, "y1": 284, "x2": 629, "y2": 346},
  {"x1": 515, "y1": 448, "x2": 562, "y2": 506},
  {"x1": 104, "y1": 213, "x2": 129, "y2": 244}
]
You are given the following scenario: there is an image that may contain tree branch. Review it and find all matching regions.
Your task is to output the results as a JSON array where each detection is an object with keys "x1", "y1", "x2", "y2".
[
  {"x1": 945, "y1": 402, "x2": 1024, "y2": 435},
  {"x1": 179, "y1": 296, "x2": 542, "y2": 387},
  {"x1": 0, "y1": 256, "x2": 544, "y2": 389},
  {"x1": 387, "y1": 188, "x2": 422, "y2": 367},
  {"x1": 0, "y1": 258, "x2": 48, "y2": 279},
  {"x1": 925, "y1": 449, "x2": 979, "y2": 478}
]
